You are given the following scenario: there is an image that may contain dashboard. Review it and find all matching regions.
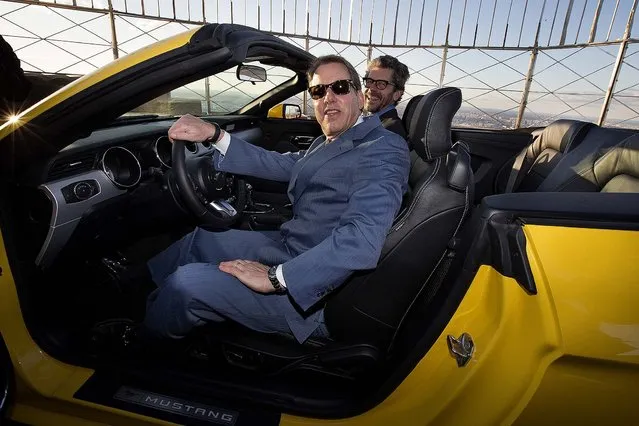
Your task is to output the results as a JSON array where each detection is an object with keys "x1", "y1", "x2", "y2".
[{"x1": 36, "y1": 116, "x2": 263, "y2": 268}]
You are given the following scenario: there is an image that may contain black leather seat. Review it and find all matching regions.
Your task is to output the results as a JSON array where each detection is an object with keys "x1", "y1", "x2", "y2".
[
  {"x1": 401, "y1": 95, "x2": 424, "y2": 140},
  {"x1": 497, "y1": 119, "x2": 596, "y2": 193},
  {"x1": 212, "y1": 87, "x2": 474, "y2": 375},
  {"x1": 551, "y1": 133, "x2": 639, "y2": 193},
  {"x1": 325, "y1": 87, "x2": 473, "y2": 345}
]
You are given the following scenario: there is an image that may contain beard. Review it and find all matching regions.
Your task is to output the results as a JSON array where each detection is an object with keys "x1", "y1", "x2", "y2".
[{"x1": 365, "y1": 90, "x2": 394, "y2": 113}]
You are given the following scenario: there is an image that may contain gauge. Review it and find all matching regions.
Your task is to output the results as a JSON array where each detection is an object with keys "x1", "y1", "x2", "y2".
[
  {"x1": 154, "y1": 136, "x2": 173, "y2": 168},
  {"x1": 100, "y1": 146, "x2": 142, "y2": 188}
]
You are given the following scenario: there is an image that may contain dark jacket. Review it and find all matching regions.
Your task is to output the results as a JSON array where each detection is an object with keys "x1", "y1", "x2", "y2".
[{"x1": 379, "y1": 107, "x2": 407, "y2": 140}]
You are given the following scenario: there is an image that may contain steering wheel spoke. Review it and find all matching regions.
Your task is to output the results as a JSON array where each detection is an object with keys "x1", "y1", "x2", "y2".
[{"x1": 171, "y1": 139, "x2": 238, "y2": 228}]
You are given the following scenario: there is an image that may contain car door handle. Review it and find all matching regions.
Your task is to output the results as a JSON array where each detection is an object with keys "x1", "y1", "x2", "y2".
[{"x1": 291, "y1": 136, "x2": 315, "y2": 147}]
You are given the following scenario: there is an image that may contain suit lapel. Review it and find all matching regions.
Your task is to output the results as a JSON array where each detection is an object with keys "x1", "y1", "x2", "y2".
[{"x1": 287, "y1": 135, "x2": 325, "y2": 195}]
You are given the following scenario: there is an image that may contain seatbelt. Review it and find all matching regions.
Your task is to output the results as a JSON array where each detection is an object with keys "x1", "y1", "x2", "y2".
[
  {"x1": 422, "y1": 238, "x2": 459, "y2": 303},
  {"x1": 504, "y1": 147, "x2": 528, "y2": 193},
  {"x1": 414, "y1": 253, "x2": 454, "y2": 314}
]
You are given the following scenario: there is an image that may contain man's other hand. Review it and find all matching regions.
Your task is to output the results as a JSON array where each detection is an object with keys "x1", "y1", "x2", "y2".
[
  {"x1": 219, "y1": 260, "x2": 275, "y2": 293},
  {"x1": 168, "y1": 113, "x2": 224, "y2": 144}
]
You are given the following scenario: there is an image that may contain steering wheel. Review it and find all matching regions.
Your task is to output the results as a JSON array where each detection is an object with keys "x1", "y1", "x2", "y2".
[{"x1": 171, "y1": 139, "x2": 238, "y2": 229}]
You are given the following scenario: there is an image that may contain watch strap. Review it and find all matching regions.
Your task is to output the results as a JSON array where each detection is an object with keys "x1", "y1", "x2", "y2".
[
  {"x1": 206, "y1": 122, "x2": 221, "y2": 143},
  {"x1": 267, "y1": 265, "x2": 285, "y2": 293}
]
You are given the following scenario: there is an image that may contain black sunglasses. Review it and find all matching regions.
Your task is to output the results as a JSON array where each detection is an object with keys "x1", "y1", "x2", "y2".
[
  {"x1": 308, "y1": 79, "x2": 355, "y2": 100},
  {"x1": 363, "y1": 77, "x2": 394, "y2": 90}
]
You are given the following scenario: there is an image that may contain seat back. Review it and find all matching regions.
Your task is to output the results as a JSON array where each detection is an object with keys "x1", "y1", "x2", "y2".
[
  {"x1": 499, "y1": 119, "x2": 595, "y2": 192},
  {"x1": 554, "y1": 133, "x2": 639, "y2": 193},
  {"x1": 324, "y1": 87, "x2": 474, "y2": 347},
  {"x1": 537, "y1": 126, "x2": 637, "y2": 192}
]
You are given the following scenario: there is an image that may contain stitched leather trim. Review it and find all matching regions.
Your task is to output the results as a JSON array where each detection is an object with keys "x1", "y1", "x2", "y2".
[
  {"x1": 424, "y1": 89, "x2": 458, "y2": 160},
  {"x1": 554, "y1": 133, "x2": 637, "y2": 192},
  {"x1": 389, "y1": 158, "x2": 442, "y2": 234},
  {"x1": 353, "y1": 306, "x2": 395, "y2": 329}
]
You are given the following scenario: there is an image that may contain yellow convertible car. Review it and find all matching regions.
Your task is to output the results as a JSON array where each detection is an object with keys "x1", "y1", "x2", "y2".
[{"x1": 0, "y1": 23, "x2": 637, "y2": 426}]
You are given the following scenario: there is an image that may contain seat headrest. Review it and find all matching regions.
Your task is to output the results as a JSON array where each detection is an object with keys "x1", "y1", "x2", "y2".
[
  {"x1": 401, "y1": 95, "x2": 424, "y2": 133},
  {"x1": 594, "y1": 134, "x2": 639, "y2": 192},
  {"x1": 408, "y1": 87, "x2": 462, "y2": 161}
]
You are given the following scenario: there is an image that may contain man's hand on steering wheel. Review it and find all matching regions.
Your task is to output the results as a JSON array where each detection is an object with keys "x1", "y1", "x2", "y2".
[
  {"x1": 168, "y1": 114, "x2": 225, "y2": 144},
  {"x1": 168, "y1": 114, "x2": 238, "y2": 229}
]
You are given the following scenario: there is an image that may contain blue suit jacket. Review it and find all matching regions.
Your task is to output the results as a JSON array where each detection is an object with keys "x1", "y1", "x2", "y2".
[{"x1": 214, "y1": 115, "x2": 409, "y2": 335}]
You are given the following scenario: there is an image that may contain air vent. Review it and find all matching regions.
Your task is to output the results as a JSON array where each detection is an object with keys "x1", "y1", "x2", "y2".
[{"x1": 48, "y1": 151, "x2": 97, "y2": 181}]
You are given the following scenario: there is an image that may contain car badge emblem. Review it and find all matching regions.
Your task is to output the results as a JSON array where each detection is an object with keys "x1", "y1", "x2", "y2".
[{"x1": 447, "y1": 332, "x2": 474, "y2": 367}]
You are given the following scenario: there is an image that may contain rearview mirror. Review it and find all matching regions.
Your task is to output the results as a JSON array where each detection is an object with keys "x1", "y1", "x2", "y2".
[{"x1": 236, "y1": 64, "x2": 267, "y2": 83}]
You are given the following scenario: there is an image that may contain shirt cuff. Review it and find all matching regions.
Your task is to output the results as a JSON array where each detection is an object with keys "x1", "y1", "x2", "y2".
[
  {"x1": 275, "y1": 264, "x2": 287, "y2": 288},
  {"x1": 214, "y1": 130, "x2": 231, "y2": 155}
]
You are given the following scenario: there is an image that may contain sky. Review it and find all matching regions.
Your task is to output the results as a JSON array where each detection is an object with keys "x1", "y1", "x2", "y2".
[
  {"x1": 1, "y1": 0, "x2": 638, "y2": 127},
  {"x1": 85, "y1": 0, "x2": 636, "y2": 46}
]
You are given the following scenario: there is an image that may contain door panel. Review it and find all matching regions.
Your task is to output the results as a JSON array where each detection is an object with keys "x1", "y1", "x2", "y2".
[
  {"x1": 513, "y1": 221, "x2": 639, "y2": 426},
  {"x1": 452, "y1": 128, "x2": 532, "y2": 202}
]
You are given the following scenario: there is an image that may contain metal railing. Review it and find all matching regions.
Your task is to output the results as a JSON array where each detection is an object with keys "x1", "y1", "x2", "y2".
[{"x1": 1, "y1": 0, "x2": 637, "y2": 129}]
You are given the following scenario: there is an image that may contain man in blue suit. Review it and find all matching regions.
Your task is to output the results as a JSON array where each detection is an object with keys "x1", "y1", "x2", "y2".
[{"x1": 143, "y1": 55, "x2": 410, "y2": 343}]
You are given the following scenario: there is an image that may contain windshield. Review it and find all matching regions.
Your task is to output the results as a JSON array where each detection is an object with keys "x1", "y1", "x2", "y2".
[{"x1": 121, "y1": 65, "x2": 297, "y2": 118}]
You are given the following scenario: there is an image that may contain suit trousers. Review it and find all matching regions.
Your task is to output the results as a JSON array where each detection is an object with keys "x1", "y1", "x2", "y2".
[{"x1": 144, "y1": 227, "x2": 328, "y2": 341}]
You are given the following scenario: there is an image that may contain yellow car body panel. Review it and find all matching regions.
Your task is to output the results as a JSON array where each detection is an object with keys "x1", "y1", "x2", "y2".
[
  {"x1": 524, "y1": 225, "x2": 639, "y2": 363},
  {"x1": 512, "y1": 225, "x2": 639, "y2": 426},
  {"x1": 268, "y1": 104, "x2": 285, "y2": 119},
  {"x1": 0, "y1": 28, "x2": 197, "y2": 140}
]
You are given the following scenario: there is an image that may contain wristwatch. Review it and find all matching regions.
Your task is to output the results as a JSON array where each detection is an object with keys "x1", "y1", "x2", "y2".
[
  {"x1": 267, "y1": 265, "x2": 286, "y2": 293},
  {"x1": 205, "y1": 122, "x2": 221, "y2": 143}
]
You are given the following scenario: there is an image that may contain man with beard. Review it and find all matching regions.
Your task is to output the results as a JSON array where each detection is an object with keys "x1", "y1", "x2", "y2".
[{"x1": 363, "y1": 55, "x2": 410, "y2": 139}]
